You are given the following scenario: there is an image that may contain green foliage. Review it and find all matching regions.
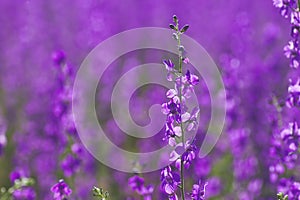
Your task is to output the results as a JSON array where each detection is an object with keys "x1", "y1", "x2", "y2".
[
  {"x1": 0, "y1": 178, "x2": 35, "y2": 200},
  {"x1": 93, "y1": 186, "x2": 109, "y2": 200},
  {"x1": 277, "y1": 192, "x2": 288, "y2": 200}
]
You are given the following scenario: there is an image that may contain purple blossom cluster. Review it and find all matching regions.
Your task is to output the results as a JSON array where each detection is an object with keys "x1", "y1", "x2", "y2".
[
  {"x1": 51, "y1": 179, "x2": 72, "y2": 200},
  {"x1": 159, "y1": 16, "x2": 205, "y2": 200},
  {"x1": 271, "y1": 0, "x2": 300, "y2": 199},
  {"x1": 128, "y1": 175, "x2": 154, "y2": 200},
  {"x1": 9, "y1": 170, "x2": 36, "y2": 200}
]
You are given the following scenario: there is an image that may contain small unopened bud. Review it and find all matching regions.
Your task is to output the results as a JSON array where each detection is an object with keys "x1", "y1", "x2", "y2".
[
  {"x1": 169, "y1": 24, "x2": 176, "y2": 30},
  {"x1": 183, "y1": 57, "x2": 190, "y2": 64},
  {"x1": 172, "y1": 33, "x2": 178, "y2": 40},
  {"x1": 173, "y1": 15, "x2": 178, "y2": 23},
  {"x1": 180, "y1": 24, "x2": 189, "y2": 33},
  {"x1": 52, "y1": 50, "x2": 66, "y2": 66},
  {"x1": 178, "y1": 45, "x2": 185, "y2": 53}
]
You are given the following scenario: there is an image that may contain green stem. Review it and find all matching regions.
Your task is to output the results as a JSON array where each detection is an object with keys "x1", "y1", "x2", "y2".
[{"x1": 176, "y1": 24, "x2": 185, "y2": 200}]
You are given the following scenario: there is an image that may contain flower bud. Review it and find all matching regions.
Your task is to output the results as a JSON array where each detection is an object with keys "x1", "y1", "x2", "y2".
[
  {"x1": 173, "y1": 15, "x2": 178, "y2": 23},
  {"x1": 180, "y1": 24, "x2": 189, "y2": 33},
  {"x1": 172, "y1": 33, "x2": 178, "y2": 40},
  {"x1": 169, "y1": 24, "x2": 176, "y2": 30}
]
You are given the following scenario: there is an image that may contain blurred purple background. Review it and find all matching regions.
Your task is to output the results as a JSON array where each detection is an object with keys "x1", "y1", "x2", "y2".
[{"x1": 0, "y1": 0, "x2": 296, "y2": 199}]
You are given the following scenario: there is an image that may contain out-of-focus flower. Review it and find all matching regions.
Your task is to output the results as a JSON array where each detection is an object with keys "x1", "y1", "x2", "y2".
[
  {"x1": 51, "y1": 179, "x2": 72, "y2": 200},
  {"x1": 61, "y1": 154, "x2": 81, "y2": 177},
  {"x1": 140, "y1": 185, "x2": 154, "y2": 200},
  {"x1": 10, "y1": 170, "x2": 24, "y2": 183},
  {"x1": 0, "y1": 121, "x2": 6, "y2": 156},
  {"x1": 128, "y1": 175, "x2": 154, "y2": 199},
  {"x1": 189, "y1": 181, "x2": 207, "y2": 200},
  {"x1": 205, "y1": 177, "x2": 222, "y2": 197},
  {"x1": 12, "y1": 187, "x2": 36, "y2": 200},
  {"x1": 52, "y1": 50, "x2": 66, "y2": 66},
  {"x1": 128, "y1": 175, "x2": 145, "y2": 194}
]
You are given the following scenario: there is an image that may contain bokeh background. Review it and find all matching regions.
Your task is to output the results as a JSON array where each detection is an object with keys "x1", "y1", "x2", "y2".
[{"x1": 0, "y1": 0, "x2": 296, "y2": 199}]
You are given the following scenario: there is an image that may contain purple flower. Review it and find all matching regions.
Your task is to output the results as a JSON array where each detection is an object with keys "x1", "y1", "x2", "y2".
[
  {"x1": 163, "y1": 59, "x2": 175, "y2": 71},
  {"x1": 273, "y1": 0, "x2": 296, "y2": 18},
  {"x1": 71, "y1": 143, "x2": 83, "y2": 155},
  {"x1": 128, "y1": 175, "x2": 145, "y2": 194},
  {"x1": 128, "y1": 175, "x2": 154, "y2": 199},
  {"x1": 183, "y1": 57, "x2": 190, "y2": 64},
  {"x1": 140, "y1": 185, "x2": 154, "y2": 200},
  {"x1": 13, "y1": 187, "x2": 36, "y2": 200},
  {"x1": 291, "y1": 10, "x2": 300, "y2": 26},
  {"x1": 189, "y1": 181, "x2": 207, "y2": 200},
  {"x1": 273, "y1": 0, "x2": 284, "y2": 7},
  {"x1": 181, "y1": 143, "x2": 197, "y2": 169},
  {"x1": 184, "y1": 70, "x2": 199, "y2": 86},
  {"x1": 51, "y1": 179, "x2": 72, "y2": 200},
  {"x1": 52, "y1": 50, "x2": 66, "y2": 66},
  {"x1": 61, "y1": 154, "x2": 81, "y2": 177},
  {"x1": 169, "y1": 141, "x2": 197, "y2": 169},
  {"x1": 287, "y1": 79, "x2": 300, "y2": 107},
  {"x1": 163, "y1": 59, "x2": 177, "y2": 81},
  {"x1": 160, "y1": 166, "x2": 180, "y2": 198},
  {"x1": 10, "y1": 170, "x2": 25, "y2": 183},
  {"x1": 205, "y1": 177, "x2": 222, "y2": 197},
  {"x1": 278, "y1": 178, "x2": 300, "y2": 199},
  {"x1": 284, "y1": 40, "x2": 300, "y2": 68},
  {"x1": 161, "y1": 99, "x2": 182, "y2": 127},
  {"x1": 281, "y1": 122, "x2": 300, "y2": 156}
]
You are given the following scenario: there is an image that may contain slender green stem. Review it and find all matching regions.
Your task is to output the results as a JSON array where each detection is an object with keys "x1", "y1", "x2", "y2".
[{"x1": 176, "y1": 23, "x2": 186, "y2": 200}]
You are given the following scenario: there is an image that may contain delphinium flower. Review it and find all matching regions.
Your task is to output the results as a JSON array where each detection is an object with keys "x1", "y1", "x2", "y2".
[
  {"x1": 160, "y1": 166, "x2": 181, "y2": 199},
  {"x1": 189, "y1": 181, "x2": 207, "y2": 200},
  {"x1": 52, "y1": 50, "x2": 99, "y2": 199},
  {"x1": 273, "y1": 0, "x2": 296, "y2": 18},
  {"x1": 61, "y1": 154, "x2": 81, "y2": 178},
  {"x1": 219, "y1": 12, "x2": 266, "y2": 198},
  {"x1": 283, "y1": 5, "x2": 300, "y2": 68},
  {"x1": 229, "y1": 129, "x2": 262, "y2": 199},
  {"x1": 272, "y1": 0, "x2": 300, "y2": 199},
  {"x1": 51, "y1": 50, "x2": 84, "y2": 187},
  {"x1": 128, "y1": 175, "x2": 154, "y2": 200},
  {"x1": 51, "y1": 179, "x2": 72, "y2": 200},
  {"x1": 270, "y1": 122, "x2": 300, "y2": 181},
  {"x1": 277, "y1": 178, "x2": 300, "y2": 199},
  {"x1": 284, "y1": 40, "x2": 300, "y2": 68},
  {"x1": 286, "y1": 79, "x2": 300, "y2": 107},
  {"x1": 160, "y1": 15, "x2": 202, "y2": 200}
]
